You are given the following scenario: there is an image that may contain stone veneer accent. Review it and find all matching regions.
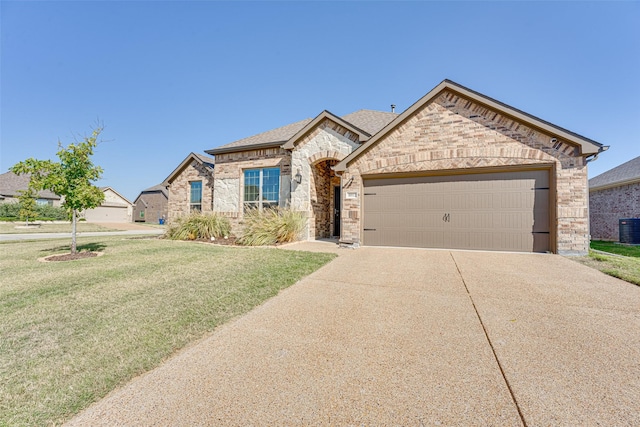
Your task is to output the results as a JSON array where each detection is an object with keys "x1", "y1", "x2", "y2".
[
  {"x1": 341, "y1": 90, "x2": 590, "y2": 255},
  {"x1": 205, "y1": 120, "x2": 363, "y2": 239},
  {"x1": 167, "y1": 161, "x2": 214, "y2": 221},
  {"x1": 310, "y1": 159, "x2": 340, "y2": 239},
  {"x1": 590, "y1": 182, "x2": 640, "y2": 241},
  {"x1": 290, "y1": 119, "x2": 360, "y2": 239},
  {"x1": 212, "y1": 147, "x2": 291, "y2": 230}
]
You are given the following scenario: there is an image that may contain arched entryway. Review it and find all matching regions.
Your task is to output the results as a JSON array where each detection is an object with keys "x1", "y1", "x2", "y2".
[{"x1": 310, "y1": 159, "x2": 341, "y2": 239}]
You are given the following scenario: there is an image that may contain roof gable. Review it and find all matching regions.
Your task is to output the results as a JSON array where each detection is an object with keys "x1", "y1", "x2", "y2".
[
  {"x1": 165, "y1": 152, "x2": 215, "y2": 184},
  {"x1": 100, "y1": 187, "x2": 133, "y2": 206},
  {"x1": 590, "y1": 155, "x2": 640, "y2": 190},
  {"x1": 282, "y1": 110, "x2": 372, "y2": 150},
  {"x1": 335, "y1": 79, "x2": 606, "y2": 172},
  {"x1": 140, "y1": 183, "x2": 169, "y2": 197}
]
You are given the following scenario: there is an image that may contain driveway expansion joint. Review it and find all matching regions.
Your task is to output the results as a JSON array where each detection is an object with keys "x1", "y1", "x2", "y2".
[{"x1": 449, "y1": 251, "x2": 528, "y2": 427}]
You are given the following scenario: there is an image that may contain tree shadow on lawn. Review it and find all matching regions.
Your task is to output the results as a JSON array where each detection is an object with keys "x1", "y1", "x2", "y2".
[{"x1": 41, "y1": 242, "x2": 107, "y2": 254}]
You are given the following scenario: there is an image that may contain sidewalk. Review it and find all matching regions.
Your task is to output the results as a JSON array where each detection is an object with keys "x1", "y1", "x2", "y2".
[{"x1": 0, "y1": 222, "x2": 164, "y2": 241}]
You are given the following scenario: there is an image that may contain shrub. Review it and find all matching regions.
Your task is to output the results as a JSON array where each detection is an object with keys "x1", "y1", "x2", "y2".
[
  {"x1": 0, "y1": 203, "x2": 68, "y2": 221},
  {"x1": 0, "y1": 203, "x2": 20, "y2": 218},
  {"x1": 165, "y1": 212, "x2": 231, "y2": 241},
  {"x1": 37, "y1": 204, "x2": 69, "y2": 220},
  {"x1": 238, "y1": 208, "x2": 306, "y2": 246}
]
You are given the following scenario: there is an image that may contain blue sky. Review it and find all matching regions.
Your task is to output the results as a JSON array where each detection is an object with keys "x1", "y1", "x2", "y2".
[{"x1": 1, "y1": 1, "x2": 639, "y2": 202}]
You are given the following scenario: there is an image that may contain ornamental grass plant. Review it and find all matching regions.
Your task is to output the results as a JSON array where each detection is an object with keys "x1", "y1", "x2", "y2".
[
  {"x1": 239, "y1": 207, "x2": 306, "y2": 246},
  {"x1": 165, "y1": 212, "x2": 231, "y2": 241}
]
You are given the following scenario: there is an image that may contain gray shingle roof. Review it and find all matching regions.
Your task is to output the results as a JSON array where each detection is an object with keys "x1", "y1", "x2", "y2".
[
  {"x1": 210, "y1": 110, "x2": 396, "y2": 153},
  {"x1": 340, "y1": 110, "x2": 398, "y2": 136},
  {"x1": 142, "y1": 183, "x2": 169, "y2": 196},
  {"x1": 214, "y1": 118, "x2": 313, "y2": 151},
  {"x1": 193, "y1": 153, "x2": 215, "y2": 169},
  {"x1": 0, "y1": 171, "x2": 60, "y2": 199},
  {"x1": 589, "y1": 156, "x2": 640, "y2": 190}
]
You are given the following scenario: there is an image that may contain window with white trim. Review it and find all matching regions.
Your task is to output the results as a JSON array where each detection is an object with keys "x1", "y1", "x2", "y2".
[{"x1": 243, "y1": 168, "x2": 280, "y2": 211}]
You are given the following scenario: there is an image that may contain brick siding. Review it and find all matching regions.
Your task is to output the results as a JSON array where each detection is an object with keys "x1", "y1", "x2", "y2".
[
  {"x1": 341, "y1": 90, "x2": 589, "y2": 254},
  {"x1": 212, "y1": 148, "x2": 291, "y2": 231},
  {"x1": 133, "y1": 191, "x2": 168, "y2": 223},
  {"x1": 167, "y1": 161, "x2": 214, "y2": 221},
  {"x1": 590, "y1": 182, "x2": 640, "y2": 240}
]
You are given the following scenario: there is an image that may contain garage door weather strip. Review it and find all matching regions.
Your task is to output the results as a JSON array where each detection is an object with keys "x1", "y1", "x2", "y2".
[{"x1": 450, "y1": 252, "x2": 528, "y2": 427}]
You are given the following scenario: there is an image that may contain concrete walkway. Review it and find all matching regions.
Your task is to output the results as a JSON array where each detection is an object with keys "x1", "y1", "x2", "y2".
[{"x1": 66, "y1": 243, "x2": 640, "y2": 426}]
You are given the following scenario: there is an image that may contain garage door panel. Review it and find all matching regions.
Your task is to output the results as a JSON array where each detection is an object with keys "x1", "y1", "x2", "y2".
[{"x1": 363, "y1": 170, "x2": 551, "y2": 252}]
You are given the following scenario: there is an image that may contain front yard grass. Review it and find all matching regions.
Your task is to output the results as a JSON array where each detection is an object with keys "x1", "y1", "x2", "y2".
[
  {"x1": 0, "y1": 237, "x2": 336, "y2": 426},
  {"x1": 571, "y1": 241, "x2": 640, "y2": 286},
  {"x1": 0, "y1": 222, "x2": 119, "y2": 234},
  {"x1": 590, "y1": 240, "x2": 640, "y2": 258}
]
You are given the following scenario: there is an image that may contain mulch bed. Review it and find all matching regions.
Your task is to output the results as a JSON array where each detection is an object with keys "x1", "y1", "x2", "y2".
[{"x1": 40, "y1": 251, "x2": 103, "y2": 262}]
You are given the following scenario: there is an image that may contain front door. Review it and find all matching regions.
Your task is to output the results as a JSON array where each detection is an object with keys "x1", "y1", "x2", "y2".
[{"x1": 333, "y1": 186, "x2": 341, "y2": 237}]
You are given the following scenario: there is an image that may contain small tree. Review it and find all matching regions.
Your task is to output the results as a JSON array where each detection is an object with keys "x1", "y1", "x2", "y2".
[
  {"x1": 11, "y1": 126, "x2": 105, "y2": 254},
  {"x1": 17, "y1": 187, "x2": 38, "y2": 225}
]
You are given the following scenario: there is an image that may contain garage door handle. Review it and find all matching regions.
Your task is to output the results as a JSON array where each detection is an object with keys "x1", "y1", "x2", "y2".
[{"x1": 443, "y1": 213, "x2": 450, "y2": 222}]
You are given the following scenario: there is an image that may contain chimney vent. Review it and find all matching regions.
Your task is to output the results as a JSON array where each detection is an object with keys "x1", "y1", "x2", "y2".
[{"x1": 391, "y1": 104, "x2": 396, "y2": 113}]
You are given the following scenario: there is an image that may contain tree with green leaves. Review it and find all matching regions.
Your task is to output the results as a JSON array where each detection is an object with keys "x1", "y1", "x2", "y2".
[
  {"x1": 11, "y1": 126, "x2": 105, "y2": 254},
  {"x1": 17, "y1": 187, "x2": 38, "y2": 225}
]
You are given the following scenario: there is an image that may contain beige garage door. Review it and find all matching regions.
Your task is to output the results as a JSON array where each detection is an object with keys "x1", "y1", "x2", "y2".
[
  {"x1": 84, "y1": 206, "x2": 129, "y2": 223},
  {"x1": 363, "y1": 170, "x2": 550, "y2": 252}
]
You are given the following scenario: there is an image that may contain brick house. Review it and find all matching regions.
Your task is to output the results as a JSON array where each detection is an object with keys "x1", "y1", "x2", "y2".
[
  {"x1": 0, "y1": 171, "x2": 62, "y2": 206},
  {"x1": 169, "y1": 80, "x2": 606, "y2": 254},
  {"x1": 133, "y1": 183, "x2": 168, "y2": 224},
  {"x1": 589, "y1": 156, "x2": 640, "y2": 241},
  {"x1": 165, "y1": 152, "x2": 215, "y2": 220}
]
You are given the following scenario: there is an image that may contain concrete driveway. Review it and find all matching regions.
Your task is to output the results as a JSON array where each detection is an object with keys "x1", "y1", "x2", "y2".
[{"x1": 67, "y1": 244, "x2": 640, "y2": 426}]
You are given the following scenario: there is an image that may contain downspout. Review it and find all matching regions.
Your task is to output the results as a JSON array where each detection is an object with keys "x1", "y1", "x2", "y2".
[{"x1": 585, "y1": 144, "x2": 609, "y2": 249}]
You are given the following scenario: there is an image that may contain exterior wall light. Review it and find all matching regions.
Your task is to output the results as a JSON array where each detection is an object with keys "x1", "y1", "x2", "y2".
[{"x1": 294, "y1": 169, "x2": 302, "y2": 184}]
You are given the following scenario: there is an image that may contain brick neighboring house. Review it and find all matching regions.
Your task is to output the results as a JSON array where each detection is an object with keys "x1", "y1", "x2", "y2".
[
  {"x1": 0, "y1": 171, "x2": 62, "y2": 206},
  {"x1": 589, "y1": 156, "x2": 640, "y2": 241},
  {"x1": 133, "y1": 183, "x2": 168, "y2": 224},
  {"x1": 165, "y1": 153, "x2": 215, "y2": 220},
  {"x1": 168, "y1": 80, "x2": 607, "y2": 255}
]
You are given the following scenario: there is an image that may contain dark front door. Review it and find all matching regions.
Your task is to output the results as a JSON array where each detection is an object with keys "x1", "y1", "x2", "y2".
[{"x1": 333, "y1": 186, "x2": 341, "y2": 237}]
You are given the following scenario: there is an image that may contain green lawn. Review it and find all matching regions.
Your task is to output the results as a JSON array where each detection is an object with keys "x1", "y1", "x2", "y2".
[
  {"x1": 0, "y1": 222, "x2": 120, "y2": 234},
  {"x1": 570, "y1": 240, "x2": 640, "y2": 286},
  {"x1": 0, "y1": 237, "x2": 336, "y2": 426},
  {"x1": 590, "y1": 240, "x2": 640, "y2": 257}
]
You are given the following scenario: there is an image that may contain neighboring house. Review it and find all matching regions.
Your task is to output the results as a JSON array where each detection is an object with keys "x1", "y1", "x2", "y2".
[
  {"x1": 83, "y1": 187, "x2": 133, "y2": 223},
  {"x1": 169, "y1": 79, "x2": 607, "y2": 255},
  {"x1": 165, "y1": 153, "x2": 215, "y2": 219},
  {"x1": 589, "y1": 156, "x2": 640, "y2": 241},
  {"x1": 133, "y1": 183, "x2": 168, "y2": 223},
  {"x1": 0, "y1": 171, "x2": 62, "y2": 206}
]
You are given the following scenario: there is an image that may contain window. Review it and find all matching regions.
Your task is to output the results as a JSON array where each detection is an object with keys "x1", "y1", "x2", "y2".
[
  {"x1": 36, "y1": 199, "x2": 53, "y2": 206},
  {"x1": 244, "y1": 168, "x2": 280, "y2": 211},
  {"x1": 190, "y1": 181, "x2": 202, "y2": 212}
]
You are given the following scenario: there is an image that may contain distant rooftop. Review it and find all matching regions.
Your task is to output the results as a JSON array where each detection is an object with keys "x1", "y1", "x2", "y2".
[
  {"x1": 0, "y1": 171, "x2": 60, "y2": 199},
  {"x1": 590, "y1": 155, "x2": 640, "y2": 190}
]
